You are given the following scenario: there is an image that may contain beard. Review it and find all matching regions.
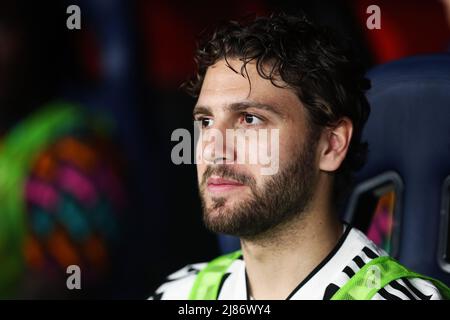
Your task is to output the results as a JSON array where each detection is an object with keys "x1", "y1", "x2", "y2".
[{"x1": 198, "y1": 136, "x2": 319, "y2": 239}]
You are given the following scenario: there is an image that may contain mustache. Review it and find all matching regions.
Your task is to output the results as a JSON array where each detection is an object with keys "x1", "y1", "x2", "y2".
[{"x1": 200, "y1": 165, "x2": 256, "y2": 188}]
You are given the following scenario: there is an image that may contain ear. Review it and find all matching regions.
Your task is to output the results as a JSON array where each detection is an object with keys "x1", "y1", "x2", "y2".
[{"x1": 318, "y1": 117, "x2": 353, "y2": 172}]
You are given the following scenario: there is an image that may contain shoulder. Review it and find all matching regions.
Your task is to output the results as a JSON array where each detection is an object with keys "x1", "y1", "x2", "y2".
[
  {"x1": 148, "y1": 262, "x2": 207, "y2": 300},
  {"x1": 326, "y1": 228, "x2": 445, "y2": 300}
]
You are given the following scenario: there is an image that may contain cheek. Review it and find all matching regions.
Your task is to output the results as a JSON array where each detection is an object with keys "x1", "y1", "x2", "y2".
[
  {"x1": 278, "y1": 138, "x2": 292, "y2": 164},
  {"x1": 250, "y1": 129, "x2": 279, "y2": 176},
  {"x1": 195, "y1": 135, "x2": 210, "y2": 178},
  {"x1": 195, "y1": 136, "x2": 204, "y2": 163},
  {"x1": 276, "y1": 123, "x2": 308, "y2": 169},
  {"x1": 196, "y1": 163, "x2": 206, "y2": 182}
]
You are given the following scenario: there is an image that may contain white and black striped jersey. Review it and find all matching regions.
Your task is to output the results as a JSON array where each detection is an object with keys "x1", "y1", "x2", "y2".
[{"x1": 149, "y1": 226, "x2": 444, "y2": 300}]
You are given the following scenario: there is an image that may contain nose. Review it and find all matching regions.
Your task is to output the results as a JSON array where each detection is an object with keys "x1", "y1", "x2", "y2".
[{"x1": 200, "y1": 121, "x2": 235, "y2": 165}]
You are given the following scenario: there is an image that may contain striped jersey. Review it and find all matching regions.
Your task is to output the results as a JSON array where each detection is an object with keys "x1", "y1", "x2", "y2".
[{"x1": 150, "y1": 226, "x2": 444, "y2": 300}]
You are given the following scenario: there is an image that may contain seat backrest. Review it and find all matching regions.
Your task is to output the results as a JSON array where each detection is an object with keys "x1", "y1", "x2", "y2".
[{"x1": 344, "y1": 54, "x2": 450, "y2": 285}]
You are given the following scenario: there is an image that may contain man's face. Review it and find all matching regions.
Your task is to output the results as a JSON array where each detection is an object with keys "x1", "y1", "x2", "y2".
[{"x1": 194, "y1": 58, "x2": 321, "y2": 238}]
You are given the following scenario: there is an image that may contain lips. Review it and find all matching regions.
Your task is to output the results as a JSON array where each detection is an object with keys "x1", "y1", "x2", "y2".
[{"x1": 206, "y1": 177, "x2": 245, "y2": 193}]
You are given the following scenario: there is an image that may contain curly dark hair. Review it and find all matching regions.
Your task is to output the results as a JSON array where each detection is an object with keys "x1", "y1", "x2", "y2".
[{"x1": 183, "y1": 13, "x2": 371, "y2": 207}]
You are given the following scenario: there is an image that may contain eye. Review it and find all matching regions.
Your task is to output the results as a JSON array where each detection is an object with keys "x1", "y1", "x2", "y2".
[
  {"x1": 243, "y1": 114, "x2": 263, "y2": 125},
  {"x1": 199, "y1": 117, "x2": 214, "y2": 128}
]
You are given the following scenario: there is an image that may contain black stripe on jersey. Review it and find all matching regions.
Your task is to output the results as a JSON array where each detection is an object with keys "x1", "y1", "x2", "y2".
[
  {"x1": 151, "y1": 292, "x2": 163, "y2": 300},
  {"x1": 323, "y1": 283, "x2": 340, "y2": 300},
  {"x1": 389, "y1": 281, "x2": 418, "y2": 300},
  {"x1": 245, "y1": 270, "x2": 251, "y2": 300},
  {"x1": 378, "y1": 288, "x2": 402, "y2": 300},
  {"x1": 217, "y1": 272, "x2": 231, "y2": 298},
  {"x1": 343, "y1": 266, "x2": 356, "y2": 278},
  {"x1": 403, "y1": 279, "x2": 432, "y2": 300},
  {"x1": 352, "y1": 256, "x2": 365, "y2": 269},
  {"x1": 165, "y1": 265, "x2": 200, "y2": 283},
  {"x1": 362, "y1": 247, "x2": 379, "y2": 259},
  {"x1": 187, "y1": 266, "x2": 201, "y2": 273}
]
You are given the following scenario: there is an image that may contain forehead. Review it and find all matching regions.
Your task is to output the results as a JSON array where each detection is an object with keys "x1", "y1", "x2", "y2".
[{"x1": 197, "y1": 59, "x2": 303, "y2": 114}]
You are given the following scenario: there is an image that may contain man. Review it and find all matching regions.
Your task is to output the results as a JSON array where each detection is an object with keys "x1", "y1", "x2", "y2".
[{"x1": 151, "y1": 13, "x2": 449, "y2": 300}]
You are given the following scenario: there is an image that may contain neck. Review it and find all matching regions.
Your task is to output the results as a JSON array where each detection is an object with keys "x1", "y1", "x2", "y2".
[{"x1": 241, "y1": 198, "x2": 343, "y2": 300}]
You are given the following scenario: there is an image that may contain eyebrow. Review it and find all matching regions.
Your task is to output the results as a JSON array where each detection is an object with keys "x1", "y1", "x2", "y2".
[
  {"x1": 193, "y1": 101, "x2": 285, "y2": 118},
  {"x1": 192, "y1": 105, "x2": 213, "y2": 118}
]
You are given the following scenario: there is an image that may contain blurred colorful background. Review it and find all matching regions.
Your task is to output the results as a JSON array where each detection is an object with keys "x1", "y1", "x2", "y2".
[{"x1": 0, "y1": 0, "x2": 449, "y2": 299}]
